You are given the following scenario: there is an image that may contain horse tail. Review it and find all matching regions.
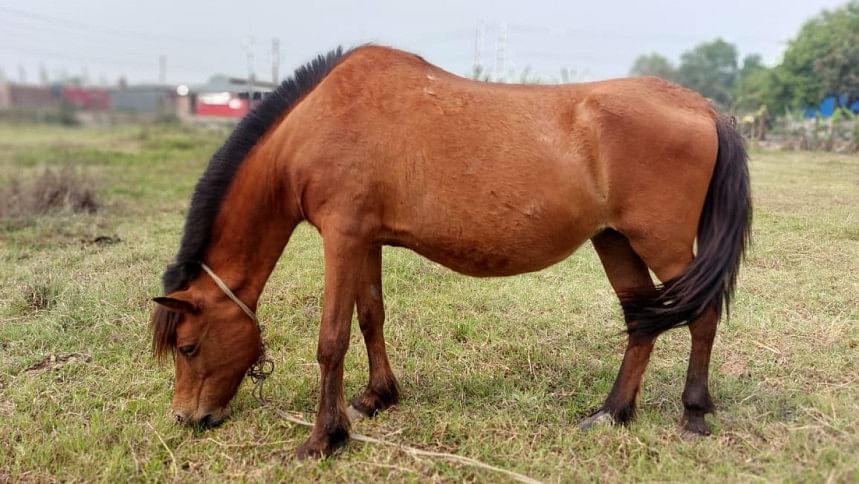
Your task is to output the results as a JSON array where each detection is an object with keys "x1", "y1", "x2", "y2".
[{"x1": 623, "y1": 116, "x2": 752, "y2": 337}]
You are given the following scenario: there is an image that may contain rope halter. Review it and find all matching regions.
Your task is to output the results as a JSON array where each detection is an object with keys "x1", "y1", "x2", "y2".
[{"x1": 199, "y1": 262, "x2": 274, "y2": 403}]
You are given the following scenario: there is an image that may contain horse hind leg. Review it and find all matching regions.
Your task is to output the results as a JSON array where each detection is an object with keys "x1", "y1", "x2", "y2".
[
  {"x1": 580, "y1": 229, "x2": 658, "y2": 429},
  {"x1": 347, "y1": 245, "x2": 400, "y2": 421},
  {"x1": 681, "y1": 307, "x2": 718, "y2": 435},
  {"x1": 625, "y1": 230, "x2": 719, "y2": 436}
]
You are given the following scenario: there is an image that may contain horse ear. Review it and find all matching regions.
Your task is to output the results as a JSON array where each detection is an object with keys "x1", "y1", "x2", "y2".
[{"x1": 152, "y1": 296, "x2": 198, "y2": 314}]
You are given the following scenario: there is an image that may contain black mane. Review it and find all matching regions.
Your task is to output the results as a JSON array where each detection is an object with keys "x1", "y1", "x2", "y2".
[{"x1": 162, "y1": 47, "x2": 348, "y2": 294}]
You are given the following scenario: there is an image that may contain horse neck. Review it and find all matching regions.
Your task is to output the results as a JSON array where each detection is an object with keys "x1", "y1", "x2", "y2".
[{"x1": 202, "y1": 145, "x2": 300, "y2": 309}]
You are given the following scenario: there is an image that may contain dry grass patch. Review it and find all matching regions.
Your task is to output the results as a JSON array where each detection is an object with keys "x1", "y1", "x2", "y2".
[
  {"x1": 18, "y1": 278, "x2": 62, "y2": 312},
  {"x1": 0, "y1": 166, "x2": 98, "y2": 218}
]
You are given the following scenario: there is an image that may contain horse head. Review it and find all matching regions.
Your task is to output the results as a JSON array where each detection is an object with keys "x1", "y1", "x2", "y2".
[{"x1": 151, "y1": 274, "x2": 261, "y2": 427}]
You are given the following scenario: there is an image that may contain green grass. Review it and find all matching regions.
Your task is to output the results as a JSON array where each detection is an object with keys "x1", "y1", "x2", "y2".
[{"x1": 1, "y1": 122, "x2": 857, "y2": 482}]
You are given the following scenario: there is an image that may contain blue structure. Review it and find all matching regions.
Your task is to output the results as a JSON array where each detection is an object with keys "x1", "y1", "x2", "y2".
[{"x1": 804, "y1": 94, "x2": 859, "y2": 118}]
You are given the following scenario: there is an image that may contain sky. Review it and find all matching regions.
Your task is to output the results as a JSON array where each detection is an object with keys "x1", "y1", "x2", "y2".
[{"x1": 0, "y1": 0, "x2": 848, "y2": 86}]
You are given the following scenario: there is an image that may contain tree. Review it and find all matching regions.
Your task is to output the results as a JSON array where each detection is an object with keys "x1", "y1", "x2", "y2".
[
  {"x1": 629, "y1": 53, "x2": 677, "y2": 81},
  {"x1": 626, "y1": 1, "x2": 859, "y2": 114},
  {"x1": 739, "y1": 54, "x2": 765, "y2": 79},
  {"x1": 814, "y1": 32, "x2": 859, "y2": 100},
  {"x1": 733, "y1": 55, "x2": 775, "y2": 112},
  {"x1": 677, "y1": 38, "x2": 739, "y2": 109},
  {"x1": 778, "y1": 0, "x2": 859, "y2": 110},
  {"x1": 734, "y1": 67, "x2": 777, "y2": 112}
]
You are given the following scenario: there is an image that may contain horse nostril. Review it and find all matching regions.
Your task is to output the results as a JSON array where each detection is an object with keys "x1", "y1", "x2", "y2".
[{"x1": 174, "y1": 412, "x2": 187, "y2": 424}]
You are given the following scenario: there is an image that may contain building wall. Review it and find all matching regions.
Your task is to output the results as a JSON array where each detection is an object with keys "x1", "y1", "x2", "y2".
[
  {"x1": 194, "y1": 92, "x2": 248, "y2": 118},
  {"x1": 0, "y1": 83, "x2": 8, "y2": 109},
  {"x1": 62, "y1": 86, "x2": 110, "y2": 110},
  {"x1": 0, "y1": 83, "x2": 57, "y2": 110},
  {"x1": 109, "y1": 87, "x2": 176, "y2": 114}
]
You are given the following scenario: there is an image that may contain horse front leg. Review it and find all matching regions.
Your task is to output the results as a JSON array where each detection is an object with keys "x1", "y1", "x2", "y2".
[
  {"x1": 348, "y1": 245, "x2": 400, "y2": 420},
  {"x1": 295, "y1": 232, "x2": 368, "y2": 459}
]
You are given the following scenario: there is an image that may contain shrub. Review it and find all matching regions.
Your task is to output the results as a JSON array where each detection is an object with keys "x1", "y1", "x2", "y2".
[
  {"x1": 770, "y1": 109, "x2": 859, "y2": 153},
  {"x1": 0, "y1": 166, "x2": 99, "y2": 218}
]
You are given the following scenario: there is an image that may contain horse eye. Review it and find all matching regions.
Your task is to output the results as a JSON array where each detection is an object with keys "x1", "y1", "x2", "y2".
[{"x1": 178, "y1": 344, "x2": 197, "y2": 356}]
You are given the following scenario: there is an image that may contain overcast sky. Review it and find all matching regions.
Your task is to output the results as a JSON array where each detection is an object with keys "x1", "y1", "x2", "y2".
[{"x1": 0, "y1": 0, "x2": 847, "y2": 86}]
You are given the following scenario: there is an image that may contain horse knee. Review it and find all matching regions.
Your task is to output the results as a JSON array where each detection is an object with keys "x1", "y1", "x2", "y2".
[
  {"x1": 357, "y1": 307, "x2": 383, "y2": 334},
  {"x1": 316, "y1": 335, "x2": 349, "y2": 366}
]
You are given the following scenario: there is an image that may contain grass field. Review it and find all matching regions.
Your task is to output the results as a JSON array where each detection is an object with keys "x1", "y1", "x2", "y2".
[{"x1": 1, "y1": 121, "x2": 857, "y2": 482}]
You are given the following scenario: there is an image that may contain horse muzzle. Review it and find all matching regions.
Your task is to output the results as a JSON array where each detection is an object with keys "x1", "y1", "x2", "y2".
[{"x1": 173, "y1": 406, "x2": 231, "y2": 428}]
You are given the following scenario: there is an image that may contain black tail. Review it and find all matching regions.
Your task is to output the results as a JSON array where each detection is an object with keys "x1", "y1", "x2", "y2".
[{"x1": 623, "y1": 117, "x2": 752, "y2": 337}]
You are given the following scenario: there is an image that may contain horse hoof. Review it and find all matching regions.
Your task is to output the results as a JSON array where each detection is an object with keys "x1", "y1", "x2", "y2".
[
  {"x1": 295, "y1": 438, "x2": 343, "y2": 460},
  {"x1": 346, "y1": 404, "x2": 367, "y2": 423},
  {"x1": 680, "y1": 414, "x2": 712, "y2": 437},
  {"x1": 679, "y1": 429, "x2": 707, "y2": 441},
  {"x1": 295, "y1": 442, "x2": 325, "y2": 460},
  {"x1": 578, "y1": 410, "x2": 614, "y2": 431}
]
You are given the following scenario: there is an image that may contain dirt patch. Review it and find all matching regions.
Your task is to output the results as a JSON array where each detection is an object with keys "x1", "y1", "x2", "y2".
[
  {"x1": 23, "y1": 353, "x2": 92, "y2": 374},
  {"x1": 292, "y1": 293, "x2": 322, "y2": 318},
  {"x1": 720, "y1": 353, "x2": 750, "y2": 378},
  {"x1": 87, "y1": 235, "x2": 121, "y2": 245},
  {"x1": 0, "y1": 397, "x2": 13, "y2": 417},
  {"x1": 0, "y1": 166, "x2": 99, "y2": 218}
]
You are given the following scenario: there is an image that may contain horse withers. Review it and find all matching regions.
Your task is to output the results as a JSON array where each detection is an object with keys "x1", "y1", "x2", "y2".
[{"x1": 150, "y1": 45, "x2": 751, "y2": 458}]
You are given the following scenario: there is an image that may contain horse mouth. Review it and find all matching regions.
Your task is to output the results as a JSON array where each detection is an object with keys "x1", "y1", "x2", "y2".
[
  {"x1": 193, "y1": 413, "x2": 226, "y2": 429},
  {"x1": 175, "y1": 407, "x2": 230, "y2": 428}
]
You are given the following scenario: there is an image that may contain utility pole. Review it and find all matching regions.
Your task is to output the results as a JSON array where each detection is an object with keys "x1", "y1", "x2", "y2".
[
  {"x1": 495, "y1": 22, "x2": 507, "y2": 79},
  {"x1": 39, "y1": 63, "x2": 49, "y2": 85},
  {"x1": 159, "y1": 54, "x2": 167, "y2": 84},
  {"x1": 243, "y1": 36, "x2": 255, "y2": 111},
  {"x1": 271, "y1": 37, "x2": 280, "y2": 84},
  {"x1": 473, "y1": 21, "x2": 485, "y2": 78}
]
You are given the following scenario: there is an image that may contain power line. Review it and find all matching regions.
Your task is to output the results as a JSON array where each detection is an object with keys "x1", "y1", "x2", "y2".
[
  {"x1": 0, "y1": 14, "x2": 236, "y2": 77},
  {"x1": 0, "y1": 5, "x2": 297, "y2": 83},
  {"x1": 495, "y1": 23, "x2": 507, "y2": 76},
  {"x1": 0, "y1": 20, "x2": 179, "y2": 58},
  {"x1": 506, "y1": 22, "x2": 786, "y2": 45},
  {"x1": 0, "y1": 42, "x2": 213, "y2": 75},
  {"x1": 0, "y1": 5, "x2": 235, "y2": 45},
  {"x1": 0, "y1": 17, "x2": 234, "y2": 58}
]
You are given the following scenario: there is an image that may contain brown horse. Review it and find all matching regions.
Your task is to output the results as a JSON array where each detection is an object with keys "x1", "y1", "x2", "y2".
[{"x1": 151, "y1": 45, "x2": 751, "y2": 458}]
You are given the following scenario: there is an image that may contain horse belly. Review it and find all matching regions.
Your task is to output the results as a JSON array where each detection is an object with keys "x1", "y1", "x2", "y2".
[{"x1": 385, "y1": 202, "x2": 599, "y2": 277}]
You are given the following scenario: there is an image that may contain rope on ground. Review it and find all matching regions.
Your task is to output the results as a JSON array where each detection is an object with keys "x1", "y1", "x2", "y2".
[{"x1": 269, "y1": 407, "x2": 543, "y2": 484}]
